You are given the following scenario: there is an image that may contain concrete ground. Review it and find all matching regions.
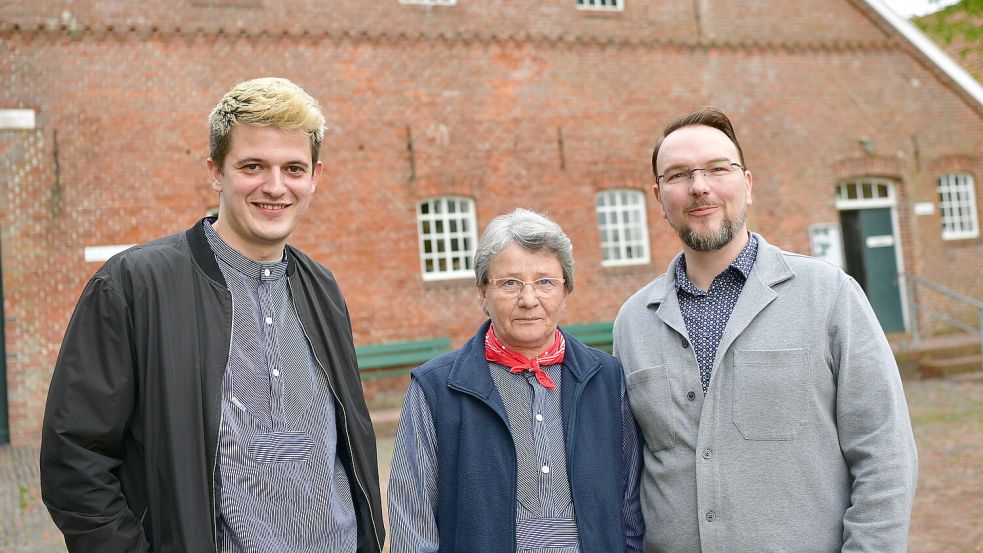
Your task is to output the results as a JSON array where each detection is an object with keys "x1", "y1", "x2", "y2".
[{"x1": 2, "y1": 375, "x2": 980, "y2": 552}]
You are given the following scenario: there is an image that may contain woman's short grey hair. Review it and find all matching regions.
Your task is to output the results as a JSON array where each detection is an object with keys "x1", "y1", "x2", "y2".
[{"x1": 474, "y1": 208, "x2": 574, "y2": 292}]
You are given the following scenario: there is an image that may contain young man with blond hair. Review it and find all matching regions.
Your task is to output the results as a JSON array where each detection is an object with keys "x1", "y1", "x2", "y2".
[{"x1": 41, "y1": 77, "x2": 384, "y2": 552}]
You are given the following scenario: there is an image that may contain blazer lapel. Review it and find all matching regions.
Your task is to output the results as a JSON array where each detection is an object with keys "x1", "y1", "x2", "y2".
[{"x1": 710, "y1": 234, "x2": 794, "y2": 374}]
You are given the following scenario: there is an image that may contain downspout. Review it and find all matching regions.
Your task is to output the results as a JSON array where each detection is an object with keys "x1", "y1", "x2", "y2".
[{"x1": 0, "y1": 235, "x2": 8, "y2": 444}]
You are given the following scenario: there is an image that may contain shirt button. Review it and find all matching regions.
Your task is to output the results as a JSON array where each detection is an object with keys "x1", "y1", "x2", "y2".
[
  {"x1": 702, "y1": 448, "x2": 712, "y2": 460},
  {"x1": 535, "y1": 413, "x2": 544, "y2": 422},
  {"x1": 263, "y1": 268, "x2": 271, "y2": 277},
  {"x1": 681, "y1": 337, "x2": 690, "y2": 348},
  {"x1": 687, "y1": 391, "x2": 697, "y2": 401},
  {"x1": 541, "y1": 465, "x2": 550, "y2": 474},
  {"x1": 265, "y1": 316, "x2": 273, "y2": 325},
  {"x1": 272, "y1": 368, "x2": 280, "y2": 378},
  {"x1": 706, "y1": 511, "x2": 715, "y2": 522}
]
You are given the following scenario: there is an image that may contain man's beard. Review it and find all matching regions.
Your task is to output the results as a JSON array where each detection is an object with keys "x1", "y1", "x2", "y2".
[{"x1": 672, "y1": 204, "x2": 747, "y2": 252}]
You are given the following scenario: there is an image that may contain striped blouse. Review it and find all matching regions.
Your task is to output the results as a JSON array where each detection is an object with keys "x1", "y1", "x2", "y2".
[
  {"x1": 205, "y1": 221, "x2": 356, "y2": 552},
  {"x1": 388, "y1": 358, "x2": 643, "y2": 552}
]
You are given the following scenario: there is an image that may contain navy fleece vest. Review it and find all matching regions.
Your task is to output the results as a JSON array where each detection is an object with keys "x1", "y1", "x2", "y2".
[{"x1": 412, "y1": 321, "x2": 628, "y2": 553}]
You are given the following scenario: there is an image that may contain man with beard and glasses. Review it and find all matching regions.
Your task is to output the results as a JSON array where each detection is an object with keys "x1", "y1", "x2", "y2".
[{"x1": 613, "y1": 107, "x2": 918, "y2": 552}]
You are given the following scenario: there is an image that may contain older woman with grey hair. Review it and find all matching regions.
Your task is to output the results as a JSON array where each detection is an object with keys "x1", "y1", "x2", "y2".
[{"x1": 388, "y1": 208, "x2": 643, "y2": 553}]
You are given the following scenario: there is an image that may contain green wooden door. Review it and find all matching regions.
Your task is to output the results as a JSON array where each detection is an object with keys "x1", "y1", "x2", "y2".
[{"x1": 840, "y1": 208, "x2": 905, "y2": 333}]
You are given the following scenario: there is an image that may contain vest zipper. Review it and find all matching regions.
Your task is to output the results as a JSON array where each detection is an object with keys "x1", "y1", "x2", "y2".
[
  {"x1": 565, "y1": 361, "x2": 601, "y2": 551},
  {"x1": 447, "y1": 379, "x2": 519, "y2": 550}
]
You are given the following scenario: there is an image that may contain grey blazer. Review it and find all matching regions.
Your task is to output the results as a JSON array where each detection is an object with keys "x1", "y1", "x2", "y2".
[{"x1": 614, "y1": 233, "x2": 917, "y2": 553}]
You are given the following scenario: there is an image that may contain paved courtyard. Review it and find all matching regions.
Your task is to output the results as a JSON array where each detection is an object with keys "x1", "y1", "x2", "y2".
[{"x1": 2, "y1": 375, "x2": 981, "y2": 552}]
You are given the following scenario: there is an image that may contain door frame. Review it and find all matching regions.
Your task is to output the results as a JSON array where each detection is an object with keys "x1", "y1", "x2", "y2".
[{"x1": 835, "y1": 178, "x2": 909, "y2": 332}]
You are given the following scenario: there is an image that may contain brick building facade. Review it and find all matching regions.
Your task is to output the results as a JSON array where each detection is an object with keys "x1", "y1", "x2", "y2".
[{"x1": 2, "y1": 0, "x2": 982, "y2": 445}]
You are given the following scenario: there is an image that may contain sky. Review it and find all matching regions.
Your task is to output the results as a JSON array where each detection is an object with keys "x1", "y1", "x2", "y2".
[{"x1": 881, "y1": 0, "x2": 961, "y2": 17}]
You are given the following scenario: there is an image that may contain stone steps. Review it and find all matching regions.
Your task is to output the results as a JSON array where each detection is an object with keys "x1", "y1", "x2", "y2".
[{"x1": 890, "y1": 333, "x2": 983, "y2": 379}]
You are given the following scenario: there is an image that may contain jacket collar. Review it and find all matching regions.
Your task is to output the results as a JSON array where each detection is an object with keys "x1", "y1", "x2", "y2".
[
  {"x1": 446, "y1": 320, "x2": 602, "y2": 398},
  {"x1": 185, "y1": 217, "x2": 297, "y2": 285},
  {"x1": 645, "y1": 232, "x2": 793, "y2": 309},
  {"x1": 645, "y1": 233, "x2": 795, "y2": 374}
]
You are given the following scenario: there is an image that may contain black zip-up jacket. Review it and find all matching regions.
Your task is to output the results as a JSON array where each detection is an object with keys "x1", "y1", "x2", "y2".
[{"x1": 40, "y1": 219, "x2": 384, "y2": 552}]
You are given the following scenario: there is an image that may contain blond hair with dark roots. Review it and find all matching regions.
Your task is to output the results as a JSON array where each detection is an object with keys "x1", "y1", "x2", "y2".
[{"x1": 208, "y1": 77, "x2": 325, "y2": 170}]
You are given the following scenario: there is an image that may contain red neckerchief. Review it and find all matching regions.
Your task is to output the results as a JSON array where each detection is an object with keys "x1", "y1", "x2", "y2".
[{"x1": 484, "y1": 324, "x2": 565, "y2": 389}]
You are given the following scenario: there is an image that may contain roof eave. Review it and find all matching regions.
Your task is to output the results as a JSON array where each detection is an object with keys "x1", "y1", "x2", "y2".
[{"x1": 863, "y1": 0, "x2": 983, "y2": 110}]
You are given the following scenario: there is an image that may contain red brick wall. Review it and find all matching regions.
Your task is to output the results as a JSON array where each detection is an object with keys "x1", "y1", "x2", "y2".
[{"x1": 2, "y1": 0, "x2": 983, "y2": 444}]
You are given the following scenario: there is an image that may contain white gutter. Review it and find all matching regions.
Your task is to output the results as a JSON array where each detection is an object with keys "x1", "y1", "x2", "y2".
[{"x1": 864, "y1": 0, "x2": 983, "y2": 109}]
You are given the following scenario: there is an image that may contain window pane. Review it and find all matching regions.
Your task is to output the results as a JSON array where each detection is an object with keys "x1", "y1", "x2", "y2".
[
  {"x1": 417, "y1": 196, "x2": 479, "y2": 279},
  {"x1": 596, "y1": 189, "x2": 650, "y2": 267},
  {"x1": 937, "y1": 173, "x2": 979, "y2": 240}
]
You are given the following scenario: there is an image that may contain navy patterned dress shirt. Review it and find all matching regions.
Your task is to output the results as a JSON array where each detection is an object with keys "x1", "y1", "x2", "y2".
[{"x1": 675, "y1": 233, "x2": 759, "y2": 394}]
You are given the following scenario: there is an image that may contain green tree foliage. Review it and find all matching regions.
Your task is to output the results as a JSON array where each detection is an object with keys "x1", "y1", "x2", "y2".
[{"x1": 915, "y1": 0, "x2": 983, "y2": 60}]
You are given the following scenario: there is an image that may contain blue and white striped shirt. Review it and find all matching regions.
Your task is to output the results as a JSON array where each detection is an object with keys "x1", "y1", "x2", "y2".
[
  {"x1": 388, "y1": 357, "x2": 643, "y2": 552},
  {"x1": 205, "y1": 221, "x2": 356, "y2": 552}
]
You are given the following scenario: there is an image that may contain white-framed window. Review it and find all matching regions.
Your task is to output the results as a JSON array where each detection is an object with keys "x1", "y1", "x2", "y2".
[
  {"x1": 577, "y1": 0, "x2": 623, "y2": 11},
  {"x1": 399, "y1": 0, "x2": 456, "y2": 5},
  {"x1": 938, "y1": 172, "x2": 980, "y2": 240},
  {"x1": 417, "y1": 196, "x2": 478, "y2": 280},
  {"x1": 596, "y1": 188, "x2": 650, "y2": 267}
]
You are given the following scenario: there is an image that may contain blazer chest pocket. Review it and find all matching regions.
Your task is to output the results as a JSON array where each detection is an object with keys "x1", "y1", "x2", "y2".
[
  {"x1": 732, "y1": 349, "x2": 808, "y2": 441},
  {"x1": 626, "y1": 365, "x2": 676, "y2": 453}
]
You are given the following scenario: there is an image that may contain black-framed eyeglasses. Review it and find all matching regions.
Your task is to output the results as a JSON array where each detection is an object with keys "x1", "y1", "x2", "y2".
[
  {"x1": 657, "y1": 161, "x2": 744, "y2": 185},
  {"x1": 489, "y1": 277, "x2": 565, "y2": 297}
]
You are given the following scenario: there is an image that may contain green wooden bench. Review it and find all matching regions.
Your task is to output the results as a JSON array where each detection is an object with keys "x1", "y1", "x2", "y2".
[
  {"x1": 356, "y1": 337, "x2": 452, "y2": 379},
  {"x1": 563, "y1": 321, "x2": 614, "y2": 353},
  {"x1": 354, "y1": 323, "x2": 614, "y2": 380}
]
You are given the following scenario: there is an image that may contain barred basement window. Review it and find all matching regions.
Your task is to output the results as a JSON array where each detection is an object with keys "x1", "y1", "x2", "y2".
[
  {"x1": 938, "y1": 173, "x2": 980, "y2": 240},
  {"x1": 596, "y1": 189, "x2": 650, "y2": 267},
  {"x1": 577, "y1": 0, "x2": 623, "y2": 11},
  {"x1": 399, "y1": 0, "x2": 456, "y2": 5},
  {"x1": 417, "y1": 196, "x2": 478, "y2": 280}
]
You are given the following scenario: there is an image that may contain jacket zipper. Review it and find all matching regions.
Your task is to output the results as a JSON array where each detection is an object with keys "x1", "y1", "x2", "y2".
[
  {"x1": 291, "y1": 292, "x2": 383, "y2": 552},
  {"x1": 211, "y1": 288, "x2": 234, "y2": 552}
]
